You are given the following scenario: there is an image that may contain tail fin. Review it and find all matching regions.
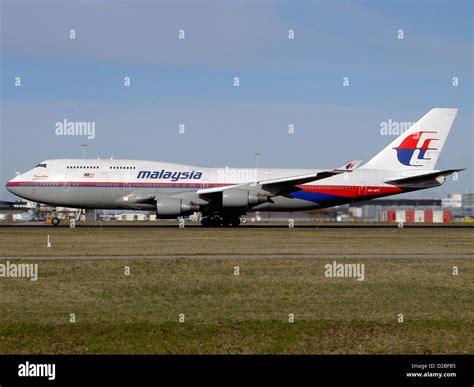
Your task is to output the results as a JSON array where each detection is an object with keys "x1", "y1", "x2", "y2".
[{"x1": 361, "y1": 108, "x2": 458, "y2": 170}]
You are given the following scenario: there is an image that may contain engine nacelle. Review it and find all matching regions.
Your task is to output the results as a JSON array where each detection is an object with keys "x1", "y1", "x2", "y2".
[
  {"x1": 156, "y1": 198, "x2": 200, "y2": 217},
  {"x1": 125, "y1": 193, "x2": 155, "y2": 204},
  {"x1": 222, "y1": 189, "x2": 267, "y2": 208}
]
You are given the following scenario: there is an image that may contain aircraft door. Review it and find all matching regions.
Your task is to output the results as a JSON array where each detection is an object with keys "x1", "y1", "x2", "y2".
[
  {"x1": 358, "y1": 183, "x2": 368, "y2": 197},
  {"x1": 123, "y1": 171, "x2": 132, "y2": 191},
  {"x1": 100, "y1": 172, "x2": 108, "y2": 187}
]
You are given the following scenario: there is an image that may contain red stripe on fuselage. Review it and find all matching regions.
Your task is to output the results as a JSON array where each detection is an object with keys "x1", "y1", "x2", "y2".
[
  {"x1": 7, "y1": 181, "x2": 405, "y2": 198},
  {"x1": 297, "y1": 184, "x2": 404, "y2": 198}
]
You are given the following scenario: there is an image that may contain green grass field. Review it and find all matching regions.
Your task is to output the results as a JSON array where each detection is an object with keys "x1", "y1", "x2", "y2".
[
  {"x1": 0, "y1": 227, "x2": 473, "y2": 256},
  {"x1": 0, "y1": 227, "x2": 472, "y2": 354}
]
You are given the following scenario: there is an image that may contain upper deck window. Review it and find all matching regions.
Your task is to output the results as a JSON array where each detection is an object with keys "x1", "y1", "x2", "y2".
[{"x1": 35, "y1": 163, "x2": 47, "y2": 168}]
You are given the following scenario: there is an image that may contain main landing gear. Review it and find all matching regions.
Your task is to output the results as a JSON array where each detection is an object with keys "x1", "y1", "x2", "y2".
[{"x1": 201, "y1": 214, "x2": 241, "y2": 227}]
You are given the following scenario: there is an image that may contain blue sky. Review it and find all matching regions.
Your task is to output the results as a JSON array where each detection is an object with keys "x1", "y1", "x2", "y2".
[{"x1": 1, "y1": 0, "x2": 472, "y2": 199}]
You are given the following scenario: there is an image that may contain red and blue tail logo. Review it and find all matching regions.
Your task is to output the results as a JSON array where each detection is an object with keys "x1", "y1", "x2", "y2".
[{"x1": 394, "y1": 131, "x2": 439, "y2": 166}]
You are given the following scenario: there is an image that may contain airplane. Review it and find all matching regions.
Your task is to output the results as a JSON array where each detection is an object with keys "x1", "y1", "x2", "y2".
[{"x1": 5, "y1": 108, "x2": 464, "y2": 227}]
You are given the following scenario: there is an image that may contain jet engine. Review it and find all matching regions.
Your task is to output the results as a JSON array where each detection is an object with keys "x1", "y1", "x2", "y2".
[
  {"x1": 156, "y1": 198, "x2": 200, "y2": 217},
  {"x1": 222, "y1": 189, "x2": 268, "y2": 208}
]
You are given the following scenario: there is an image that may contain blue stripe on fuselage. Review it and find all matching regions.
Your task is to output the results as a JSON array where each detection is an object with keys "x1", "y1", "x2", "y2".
[{"x1": 290, "y1": 191, "x2": 344, "y2": 204}]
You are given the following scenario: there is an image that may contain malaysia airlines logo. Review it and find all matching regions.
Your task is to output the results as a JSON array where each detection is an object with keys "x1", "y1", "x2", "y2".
[
  {"x1": 137, "y1": 170, "x2": 203, "y2": 181},
  {"x1": 394, "y1": 131, "x2": 439, "y2": 166}
]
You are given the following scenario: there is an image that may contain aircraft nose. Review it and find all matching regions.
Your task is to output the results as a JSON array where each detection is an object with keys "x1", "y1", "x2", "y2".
[
  {"x1": 6, "y1": 179, "x2": 16, "y2": 194},
  {"x1": 6, "y1": 174, "x2": 21, "y2": 194}
]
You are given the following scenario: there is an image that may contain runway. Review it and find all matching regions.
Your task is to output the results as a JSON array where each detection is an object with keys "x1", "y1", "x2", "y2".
[
  {"x1": 1, "y1": 223, "x2": 473, "y2": 229},
  {"x1": 3, "y1": 254, "x2": 474, "y2": 260}
]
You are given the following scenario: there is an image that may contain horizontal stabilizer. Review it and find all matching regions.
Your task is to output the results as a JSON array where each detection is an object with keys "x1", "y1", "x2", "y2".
[{"x1": 384, "y1": 169, "x2": 465, "y2": 188}]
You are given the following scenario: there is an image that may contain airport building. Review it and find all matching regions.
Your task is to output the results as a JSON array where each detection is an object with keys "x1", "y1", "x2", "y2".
[
  {"x1": 380, "y1": 209, "x2": 452, "y2": 223},
  {"x1": 462, "y1": 193, "x2": 474, "y2": 208},
  {"x1": 0, "y1": 200, "x2": 35, "y2": 221},
  {"x1": 347, "y1": 193, "x2": 473, "y2": 223},
  {"x1": 442, "y1": 193, "x2": 463, "y2": 208}
]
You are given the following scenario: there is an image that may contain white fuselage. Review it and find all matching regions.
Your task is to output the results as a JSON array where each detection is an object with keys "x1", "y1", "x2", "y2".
[{"x1": 6, "y1": 158, "x2": 410, "y2": 212}]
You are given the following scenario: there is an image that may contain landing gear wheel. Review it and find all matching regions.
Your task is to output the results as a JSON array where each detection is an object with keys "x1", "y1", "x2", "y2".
[
  {"x1": 230, "y1": 217, "x2": 241, "y2": 227},
  {"x1": 201, "y1": 218, "x2": 211, "y2": 227},
  {"x1": 51, "y1": 217, "x2": 61, "y2": 226},
  {"x1": 210, "y1": 216, "x2": 223, "y2": 227},
  {"x1": 201, "y1": 215, "x2": 241, "y2": 227},
  {"x1": 222, "y1": 216, "x2": 240, "y2": 227}
]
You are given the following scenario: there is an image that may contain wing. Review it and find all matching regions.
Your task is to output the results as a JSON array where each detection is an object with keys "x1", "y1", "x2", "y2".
[
  {"x1": 196, "y1": 160, "x2": 359, "y2": 197},
  {"x1": 118, "y1": 160, "x2": 360, "y2": 209}
]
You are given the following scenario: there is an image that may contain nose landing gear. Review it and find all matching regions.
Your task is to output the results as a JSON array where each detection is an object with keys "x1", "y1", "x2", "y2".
[{"x1": 50, "y1": 208, "x2": 61, "y2": 226}]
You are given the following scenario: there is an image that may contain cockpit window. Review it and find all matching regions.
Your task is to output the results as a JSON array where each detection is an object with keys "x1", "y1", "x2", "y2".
[{"x1": 35, "y1": 163, "x2": 47, "y2": 168}]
